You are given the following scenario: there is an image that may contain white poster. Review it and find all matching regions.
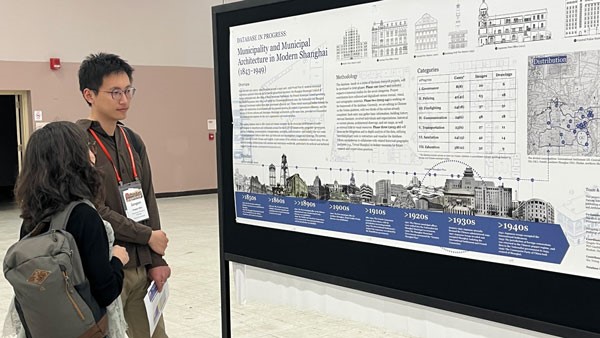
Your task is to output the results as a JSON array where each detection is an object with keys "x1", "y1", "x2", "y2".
[{"x1": 229, "y1": 0, "x2": 600, "y2": 280}]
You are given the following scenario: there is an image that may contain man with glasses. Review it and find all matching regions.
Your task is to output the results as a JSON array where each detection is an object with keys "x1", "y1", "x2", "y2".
[{"x1": 76, "y1": 53, "x2": 170, "y2": 338}]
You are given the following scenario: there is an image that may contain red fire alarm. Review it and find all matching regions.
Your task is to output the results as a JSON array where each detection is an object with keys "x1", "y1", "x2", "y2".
[
  {"x1": 208, "y1": 133, "x2": 215, "y2": 141},
  {"x1": 49, "y1": 58, "x2": 61, "y2": 70}
]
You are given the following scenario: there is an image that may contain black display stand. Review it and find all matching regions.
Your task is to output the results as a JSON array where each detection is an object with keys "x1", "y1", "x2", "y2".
[{"x1": 213, "y1": 1, "x2": 600, "y2": 337}]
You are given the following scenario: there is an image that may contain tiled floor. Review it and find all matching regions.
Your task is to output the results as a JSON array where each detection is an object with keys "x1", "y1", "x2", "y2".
[{"x1": 0, "y1": 195, "x2": 407, "y2": 337}]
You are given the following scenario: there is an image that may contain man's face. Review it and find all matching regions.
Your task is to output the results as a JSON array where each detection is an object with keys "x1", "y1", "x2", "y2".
[{"x1": 85, "y1": 72, "x2": 133, "y2": 122}]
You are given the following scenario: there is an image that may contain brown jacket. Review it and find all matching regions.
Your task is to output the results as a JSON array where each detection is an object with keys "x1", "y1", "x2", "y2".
[{"x1": 76, "y1": 119, "x2": 167, "y2": 269}]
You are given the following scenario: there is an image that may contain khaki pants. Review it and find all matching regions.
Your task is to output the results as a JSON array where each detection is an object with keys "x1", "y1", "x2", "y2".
[{"x1": 121, "y1": 266, "x2": 168, "y2": 338}]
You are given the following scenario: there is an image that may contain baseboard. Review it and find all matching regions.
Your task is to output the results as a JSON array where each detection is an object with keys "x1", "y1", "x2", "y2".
[{"x1": 155, "y1": 189, "x2": 217, "y2": 198}]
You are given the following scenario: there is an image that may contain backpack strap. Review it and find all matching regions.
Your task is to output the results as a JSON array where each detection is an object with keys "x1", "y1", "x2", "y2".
[
  {"x1": 122, "y1": 126, "x2": 142, "y2": 155},
  {"x1": 49, "y1": 200, "x2": 95, "y2": 231}
]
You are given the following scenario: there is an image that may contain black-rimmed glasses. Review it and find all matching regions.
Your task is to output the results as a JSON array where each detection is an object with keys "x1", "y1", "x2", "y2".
[{"x1": 99, "y1": 87, "x2": 136, "y2": 101}]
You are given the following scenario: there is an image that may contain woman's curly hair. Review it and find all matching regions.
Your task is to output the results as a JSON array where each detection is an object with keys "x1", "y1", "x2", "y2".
[{"x1": 15, "y1": 121, "x2": 102, "y2": 231}]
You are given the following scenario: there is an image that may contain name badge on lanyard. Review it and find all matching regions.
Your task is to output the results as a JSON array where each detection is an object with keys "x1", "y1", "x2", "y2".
[
  {"x1": 89, "y1": 126, "x2": 150, "y2": 222},
  {"x1": 119, "y1": 181, "x2": 150, "y2": 222}
]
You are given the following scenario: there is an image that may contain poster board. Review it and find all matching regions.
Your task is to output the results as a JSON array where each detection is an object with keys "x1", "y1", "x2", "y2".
[{"x1": 214, "y1": 0, "x2": 600, "y2": 336}]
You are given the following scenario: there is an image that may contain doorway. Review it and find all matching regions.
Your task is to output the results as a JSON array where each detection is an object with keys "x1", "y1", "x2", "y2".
[{"x1": 0, "y1": 94, "x2": 23, "y2": 202}]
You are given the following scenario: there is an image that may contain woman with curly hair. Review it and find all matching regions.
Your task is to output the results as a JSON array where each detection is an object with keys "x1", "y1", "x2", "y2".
[{"x1": 3, "y1": 121, "x2": 128, "y2": 338}]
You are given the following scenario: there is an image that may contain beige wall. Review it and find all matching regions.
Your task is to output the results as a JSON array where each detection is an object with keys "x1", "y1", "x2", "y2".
[
  {"x1": 0, "y1": 60, "x2": 217, "y2": 193},
  {"x1": 0, "y1": 0, "x2": 245, "y2": 193},
  {"x1": 0, "y1": 0, "x2": 227, "y2": 68}
]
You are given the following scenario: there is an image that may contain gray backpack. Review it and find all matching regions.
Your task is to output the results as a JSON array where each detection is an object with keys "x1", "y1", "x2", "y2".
[{"x1": 3, "y1": 200, "x2": 108, "y2": 338}]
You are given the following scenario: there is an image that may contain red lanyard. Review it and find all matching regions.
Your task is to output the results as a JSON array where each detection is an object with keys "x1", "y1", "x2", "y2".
[{"x1": 88, "y1": 126, "x2": 139, "y2": 184}]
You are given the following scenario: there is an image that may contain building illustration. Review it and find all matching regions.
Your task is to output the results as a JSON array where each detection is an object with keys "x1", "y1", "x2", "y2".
[
  {"x1": 309, "y1": 176, "x2": 330, "y2": 200},
  {"x1": 337, "y1": 26, "x2": 368, "y2": 61},
  {"x1": 390, "y1": 185, "x2": 416, "y2": 209},
  {"x1": 415, "y1": 13, "x2": 438, "y2": 52},
  {"x1": 249, "y1": 176, "x2": 267, "y2": 194},
  {"x1": 234, "y1": 156, "x2": 556, "y2": 225},
  {"x1": 410, "y1": 176, "x2": 421, "y2": 188},
  {"x1": 513, "y1": 199, "x2": 555, "y2": 223},
  {"x1": 286, "y1": 173, "x2": 308, "y2": 198},
  {"x1": 269, "y1": 164, "x2": 276, "y2": 187},
  {"x1": 475, "y1": 185, "x2": 513, "y2": 217},
  {"x1": 327, "y1": 180, "x2": 350, "y2": 202},
  {"x1": 442, "y1": 168, "x2": 488, "y2": 215},
  {"x1": 376, "y1": 179, "x2": 392, "y2": 205},
  {"x1": 372, "y1": 19, "x2": 408, "y2": 57},
  {"x1": 234, "y1": 168, "x2": 249, "y2": 192},
  {"x1": 449, "y1": 1, "x2": 468, "y2": 49},
  {"x1": 565, "y1": 0, "x2": 600, "y2": 37},
  {"x1": 280, "y1": 154, "x2": 289, "y2": 187},
  {"x1": 360, "y1": 184, "x2": 374, "y2": 203},
  {"x1": 349, "y1": 172, "x2": 358, "y2": 194},
  {"x1": 440, "y1": 168, "x2": 515, "y2": 218},
  {"x1": 478, "y1": 0, "x2": 551, "y2": 46},
  {"x1": 555, "y1": 195, "x2": 586, "y2": 245}
]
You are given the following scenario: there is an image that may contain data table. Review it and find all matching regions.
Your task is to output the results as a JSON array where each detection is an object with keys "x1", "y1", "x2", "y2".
[{"x1": 417, "y1": 70, "x2": 517, "y2": 154}]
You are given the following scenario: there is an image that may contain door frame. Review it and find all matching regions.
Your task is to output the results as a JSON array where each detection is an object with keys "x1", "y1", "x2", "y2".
[{"x1": 0, "y1": 91, "x2": 31, "y2": 172}]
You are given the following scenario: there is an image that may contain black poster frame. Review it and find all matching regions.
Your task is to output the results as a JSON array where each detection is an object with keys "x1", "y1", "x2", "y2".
[{"x1": 213, "y1": 1, "x2": 600, "y2": 337}]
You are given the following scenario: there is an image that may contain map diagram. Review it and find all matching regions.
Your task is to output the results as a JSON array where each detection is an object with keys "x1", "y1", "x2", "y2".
[{"x1": 528, "y1": 50, "x2": 600, "y2": 156}]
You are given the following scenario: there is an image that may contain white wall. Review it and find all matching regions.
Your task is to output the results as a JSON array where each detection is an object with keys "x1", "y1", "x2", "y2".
[
  {"x1": 234, "y1": 264, "x2": 557, "y2": 338},
  {"x1": 0, "y1": 0, "x2": 239, "y2": 67}
]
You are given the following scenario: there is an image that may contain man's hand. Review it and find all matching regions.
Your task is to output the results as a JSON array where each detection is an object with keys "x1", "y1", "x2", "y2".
[
  {"x1": 148, "y1": 230, "x2": 168, "y2": 255},
  {"x1": 148, "y1": 266, "x2": 171, "y2": 292}
]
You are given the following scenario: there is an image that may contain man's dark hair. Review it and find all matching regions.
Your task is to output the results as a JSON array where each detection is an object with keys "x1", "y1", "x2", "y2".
[
  {"x1": 15, "y1": 121, "x2": 102, "y2": 230},
  {"x1": 78, "y1": 52, "x2": 134, "y2": 106}
]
